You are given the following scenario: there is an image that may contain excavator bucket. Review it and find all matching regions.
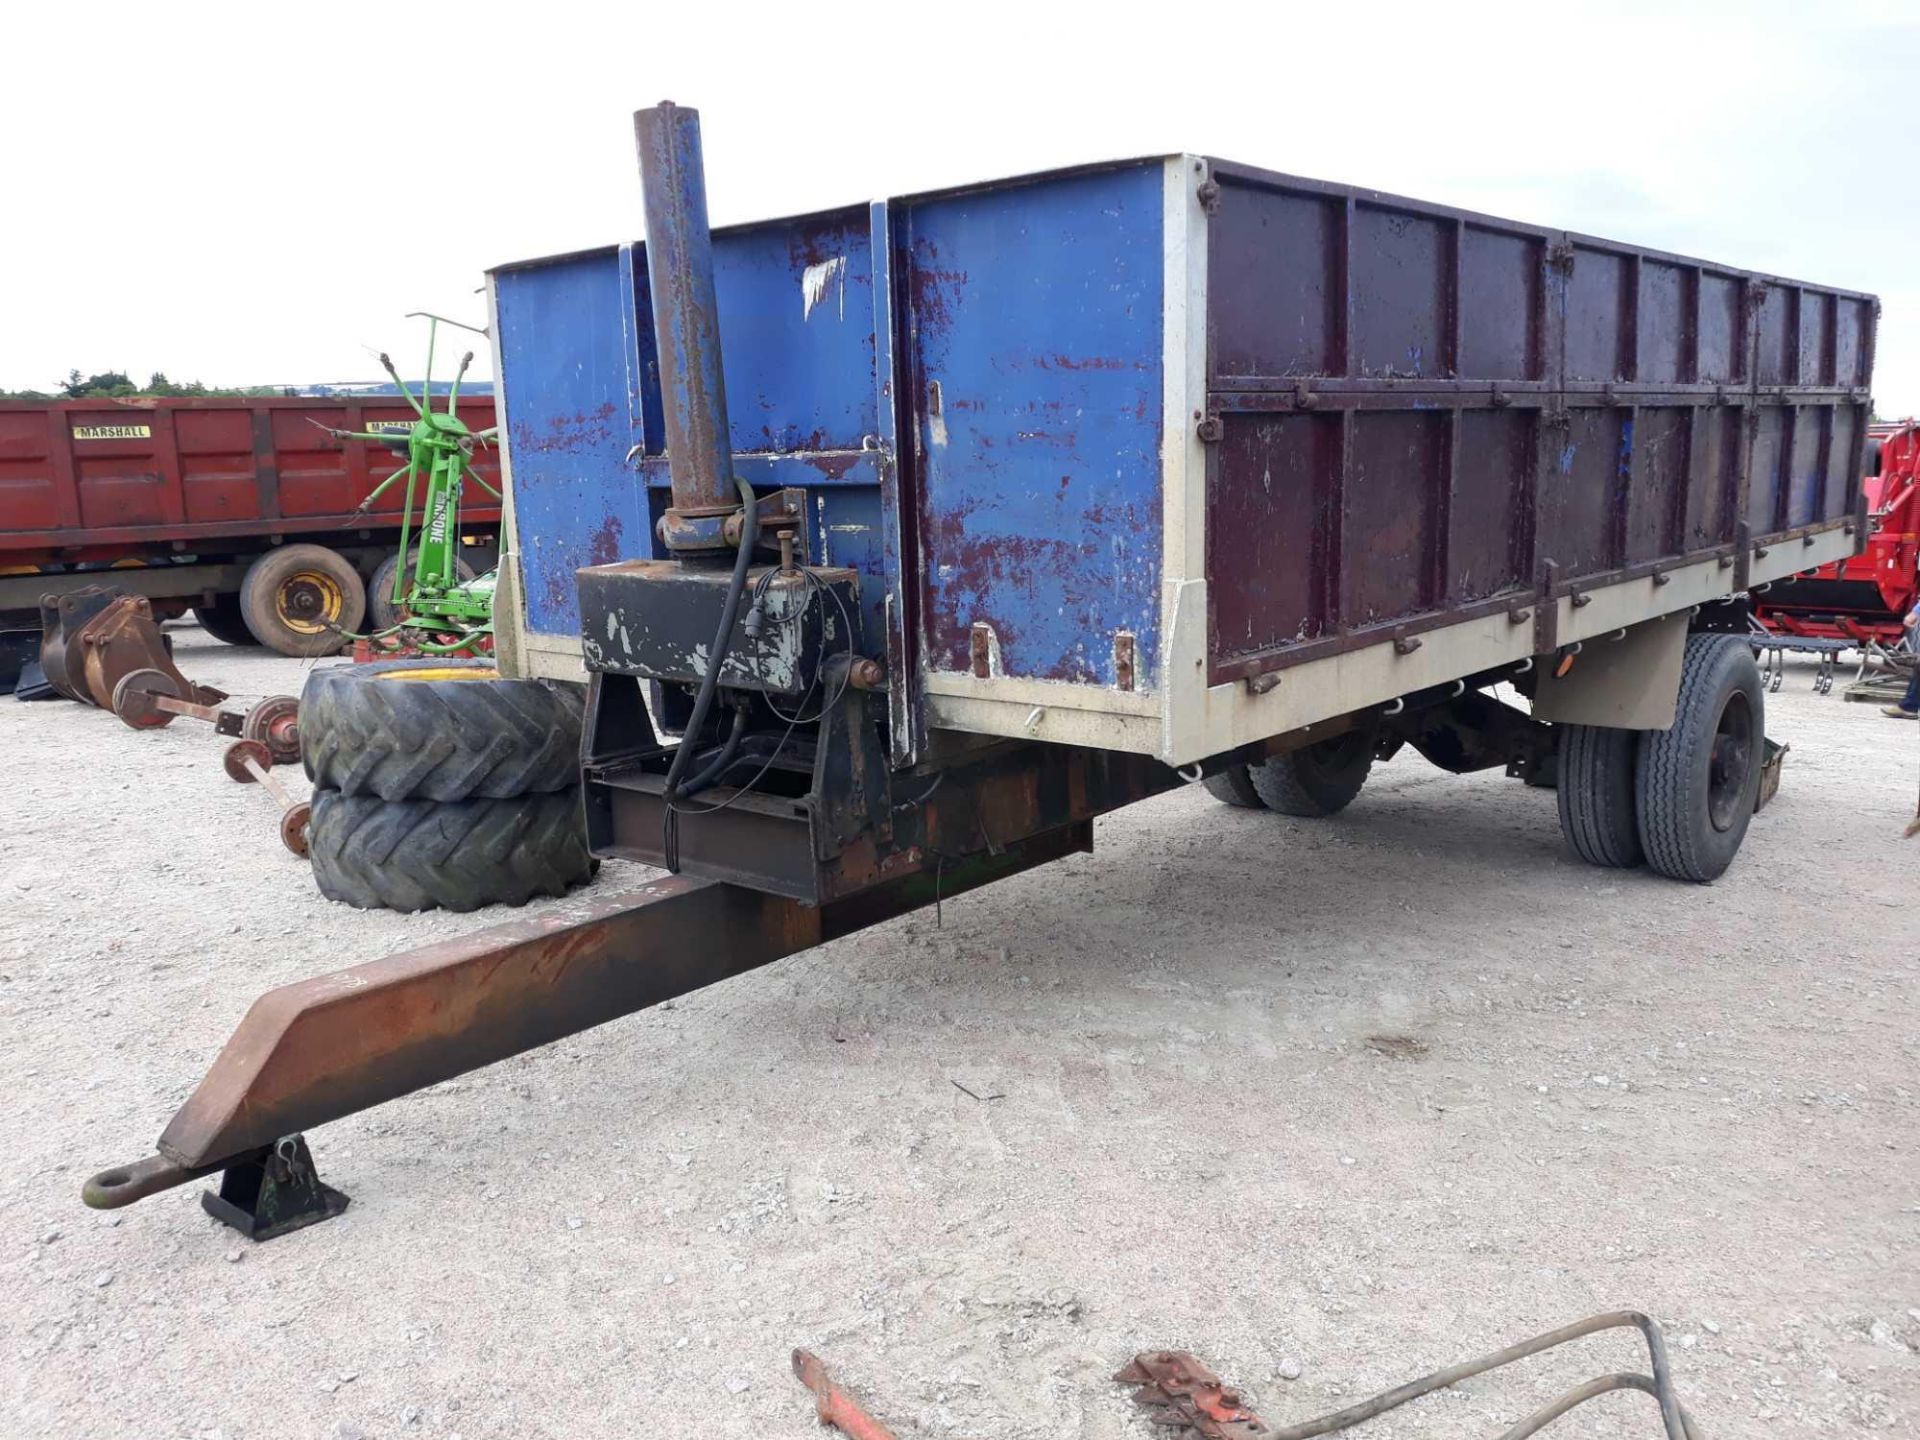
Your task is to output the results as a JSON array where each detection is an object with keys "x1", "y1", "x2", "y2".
[{"x1": 37, "y1": 586, "x2": 224, "y2": 710}]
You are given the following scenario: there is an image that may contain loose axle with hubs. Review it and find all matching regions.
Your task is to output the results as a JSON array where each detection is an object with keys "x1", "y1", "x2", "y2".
[
  {"x1": 223, "y1": 739, "x2": 312, "y2": 857},
  {"x1": 113, "y1": 672, "x2": 301, "y2": 762}
]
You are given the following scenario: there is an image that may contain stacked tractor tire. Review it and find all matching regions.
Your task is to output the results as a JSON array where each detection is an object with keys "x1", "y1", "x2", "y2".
[{"x1": 298, "y1": 659, "x2": 595, "y2": 912}]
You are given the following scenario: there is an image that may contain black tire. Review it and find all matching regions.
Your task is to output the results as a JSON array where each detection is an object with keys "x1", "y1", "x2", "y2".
[
  {"x1": 301, "y1": 657, "x2": 584, "y2": 802},
  {"x1": 239, "y1": 544, "x2": 366, "y2": 657},
  {"x1": 1636, "y1": 634, "x2": 1765, "y2": 883},
  {"x1": 308, "y1": 788, "x2": 595, "y2": 913},
  {"x1": 1556, "y1": 724, "x2": 1644, "y2": 867},
  {"x1": 1249, "y1": 732, "x2": 1374, "y2": 816},
  {"x1": 191, "y1": 594, "x2": 255, "y2": 646},
  {"x1": 367, "y1": 549, "x2": 478, "y2": 633},
  {"x1": 1203, "y1": 762, "x2": 1266, "y2": 809}
]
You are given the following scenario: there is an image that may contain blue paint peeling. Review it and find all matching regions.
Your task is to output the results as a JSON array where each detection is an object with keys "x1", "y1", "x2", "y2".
[
  {"x1": 494, "y1": 161, "x2": 1170, "y2": 693},
  {"x1": 902, "y1": 164, "x2": 1165, "y2": 686}
]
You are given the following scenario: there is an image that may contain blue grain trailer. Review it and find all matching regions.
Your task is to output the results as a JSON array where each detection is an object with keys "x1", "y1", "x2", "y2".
[
  {"x1": 491, "y1": 106, "x2": 1870, "y2": 893},
  {"x1": 84, "y1": 104, "x2": 1873, "y2": 1235}
]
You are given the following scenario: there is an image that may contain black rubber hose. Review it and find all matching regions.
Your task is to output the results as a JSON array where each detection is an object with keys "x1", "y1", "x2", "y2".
[
  {"x1": 679, "y1": 701, "x2": 751, "y2": 798},
  {"x1": 662, "y1": 476, "x2": 758, "y2": 807}
]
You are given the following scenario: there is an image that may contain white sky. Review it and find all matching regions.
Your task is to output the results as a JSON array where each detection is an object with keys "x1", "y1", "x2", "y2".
[{"x1": 4, "y1": 1, "x2": 1917, "y2": 413}]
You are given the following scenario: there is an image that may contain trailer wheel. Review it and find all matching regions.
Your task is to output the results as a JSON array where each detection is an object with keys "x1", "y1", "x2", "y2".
[
  {"x1": 1636, "y1": 634, "x2": 1765, "y2": 883},
  {"x1": 1555, "y1": 724, "x2": 1643, "y2": 868},
  {"x1": 367, "y1": 549, "x2": 477, "y2": 633},
  {"x1": 1202, "y1": 762, "x2": 1266, "y2": 809},
  {"x1": 308, "y1": 787, "x2": 595, "y2": 914},
  {"x1": 301, "y1": 657, "x2": 584, "y2": 801},
  {"x1": 191, "y1": 594, "x2": 254, "y2": 647},
  {"x1": 1248, "y1": 731, "x2": 1374, "y2": 816},
  {"x1": 240, "y1": 545, "x2": 366, "y2": 657}
]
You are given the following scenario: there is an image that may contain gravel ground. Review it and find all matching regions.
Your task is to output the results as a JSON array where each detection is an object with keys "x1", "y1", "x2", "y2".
[{"x1": 2, "y1": 623, "x2": 1916, "y2": 1440}]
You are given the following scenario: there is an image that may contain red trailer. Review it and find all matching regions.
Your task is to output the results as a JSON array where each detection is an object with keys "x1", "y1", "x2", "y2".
[{"x1": 0, "y1": 394, "x2": 503, "y2": 675}]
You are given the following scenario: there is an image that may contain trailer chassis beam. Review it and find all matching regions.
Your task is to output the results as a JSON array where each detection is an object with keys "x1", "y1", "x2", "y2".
[{"x1": 82, "y1": 825, "x2": 1088, "y2": 1236}]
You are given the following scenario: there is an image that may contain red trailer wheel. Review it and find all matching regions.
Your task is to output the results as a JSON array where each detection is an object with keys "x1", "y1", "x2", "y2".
[
  {"x1": 239, "y1": 545, "x2": 366, "y2": 658},
  {"x1": 242, "y1": 695, "x2": 302, "y2": 764}
]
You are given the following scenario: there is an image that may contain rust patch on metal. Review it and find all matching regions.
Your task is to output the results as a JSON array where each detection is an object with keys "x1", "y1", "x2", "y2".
[
  {"x1": 1114, "y1": 630, "x2": 1136, "y2": 691},
  {"x1": 586, "y1": 513, "x2": 625, "y2": 567},
  {"x1": 908, "y1": 236, "x2": 967, "y2": 335},
  {"x1": 511, "y1": 402, "x2": 619, "y2": 456},
  {"x1": 969, "y1": 622, "x2": 993, "y2": 678}
]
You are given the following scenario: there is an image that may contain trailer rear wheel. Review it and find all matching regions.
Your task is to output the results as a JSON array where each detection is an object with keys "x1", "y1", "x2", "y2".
[
  {"x1": 368, "y1": 549, "x2": 478, "y2": 633},
  {"x1": 1202, "y1": 762, "x2": 1266, "y2": 809},
  {"x1": 240, "y1": 545, "x2": 366, "y2": 657},
  {"x1": 1555, "y1": 724, "x2": 1643, "y2": 868},
  {"x1": 308, "y1": 787, "x2": 595, "y2": 913},
  {"x1": 1636, "y1": 634, "x2": 1764, "y2": 883},
  {"x1": 1248, "y1": 732, "x2": 1373, "y2": 816},
  {"x1": 191, "y1": 594, "x2": 254, "y2": 647}
]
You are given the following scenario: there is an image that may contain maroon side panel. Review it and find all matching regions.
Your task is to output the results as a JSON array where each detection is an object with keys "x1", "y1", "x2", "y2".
[
  {"x1": 0, "y1": 409, "x2": 67, "y2": 532},
  {"x1": 1340, "y1": 411, "x2": 1444, "y2": 627},
  {"x1": 1201, "y1": 158, "x2": 1876, "y2": 685},
  {"x1": 1450, "y1": 410, "x2": 1531, "y2": 600},
  {"x1": 1207, "y1": 414, "x2": 1335, "y2": 655},
  {"x1": 176, "y1": 409, "x2": 260, "y2": 526}
]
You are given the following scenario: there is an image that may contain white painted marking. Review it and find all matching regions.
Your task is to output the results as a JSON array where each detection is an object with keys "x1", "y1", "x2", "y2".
[{"x1": 802, "y1": 256, "x2": 846, "y2": 321}]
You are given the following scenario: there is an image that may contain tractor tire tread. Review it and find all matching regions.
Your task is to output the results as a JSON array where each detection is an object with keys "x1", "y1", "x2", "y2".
[
  {"x1": 308, "y1": 788, "x2": 595, "y2": 914},
  {"x1": 301, "y1": 658, "x2": 584, "y2": 802}
]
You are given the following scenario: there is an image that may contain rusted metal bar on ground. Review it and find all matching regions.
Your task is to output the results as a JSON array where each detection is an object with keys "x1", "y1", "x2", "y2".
[
  {"x1": 791, "y1": 1350, "x2": 900, "y2": 1440},
  {"x1": 1249, "y1": 1311, "x2": 1698, "y2": 1440},
  {"x1": 223, "y1": 740, "x2": 312, "y2": 856},
  {"x1": 1115, "y1": 1352, "x2": 1268, "y2": 1439},
  {"x1": 81, "y1": 821, "x2": 1083, "y2": 1226}
]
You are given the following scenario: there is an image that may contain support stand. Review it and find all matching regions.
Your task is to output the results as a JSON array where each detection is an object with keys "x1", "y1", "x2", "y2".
[{"x1": 201, "y1": 1135, "x2": 349, "y2": 1241}]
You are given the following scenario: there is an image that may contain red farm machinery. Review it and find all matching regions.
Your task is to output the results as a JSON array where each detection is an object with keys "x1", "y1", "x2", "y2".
[{"x1": 1755, "y1": 419, "x2": 1917, "y2": 645}]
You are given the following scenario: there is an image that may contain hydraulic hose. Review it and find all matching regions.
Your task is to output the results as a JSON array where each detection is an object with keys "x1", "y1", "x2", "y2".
[
  {"x1": 679, "y1": 702, "x2": 751, "y2": 798},
  {"x1": 662, "y1": 476, "x2": 758, "y2": 809}
]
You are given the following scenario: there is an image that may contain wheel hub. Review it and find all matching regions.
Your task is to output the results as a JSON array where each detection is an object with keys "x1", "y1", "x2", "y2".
[
  {"x1": 277, "y1": 572, "x2": 343, "y2": 635},
  {"x1": 1706, "y1": 691, "x2": 1754, "y2": 832}
]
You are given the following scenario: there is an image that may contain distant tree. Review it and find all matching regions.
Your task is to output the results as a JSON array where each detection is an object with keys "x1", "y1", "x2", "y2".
[
  {"x1": 0, "y1": 368, "x2": 317, "y2": 402},
  {"x1": 61, "y1": 369, "x2": 136, "y2": 398}
]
